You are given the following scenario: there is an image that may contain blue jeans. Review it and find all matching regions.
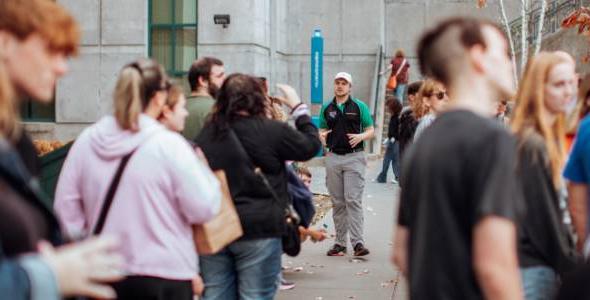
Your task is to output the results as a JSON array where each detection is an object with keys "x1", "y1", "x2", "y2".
[
  {"x1": 200, "y1": 238, "x2": 281, "y2": 300},
  {"x1": 394, "y1": 84, "x2": 407, "y2": 104},
  {"x1": 521, "y1": 266, "x2": 558, "y2": 300},
  {"x1": 376, "y1": 140, "x2": 399, "y2": 182}
]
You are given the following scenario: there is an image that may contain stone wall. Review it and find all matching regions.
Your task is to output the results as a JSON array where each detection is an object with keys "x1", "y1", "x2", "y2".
[{"x1": 38, "y1": 0, "x2": 519, "y2": 143}]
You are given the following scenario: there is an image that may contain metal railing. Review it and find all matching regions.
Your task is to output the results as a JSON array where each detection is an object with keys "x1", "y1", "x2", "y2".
[{"x1": 509, "y1": 0, "x2": 590, "y2": 53}]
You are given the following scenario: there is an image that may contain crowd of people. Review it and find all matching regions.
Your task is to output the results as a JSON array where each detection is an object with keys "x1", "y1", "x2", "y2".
[
  {"x1": 391, "y1": 16, "x2": 590, "y2": 300},
  {"x1": 6, "y1": 1, "x2": 590, "y2": 300},
  {"x1": 0, "y1": 0, "x2": 324, "y2": 299}
]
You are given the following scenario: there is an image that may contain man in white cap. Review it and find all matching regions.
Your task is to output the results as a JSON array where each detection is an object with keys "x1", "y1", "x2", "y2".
[{"x1": 319, "y1": 72, "x2": 374, "y2": 257}]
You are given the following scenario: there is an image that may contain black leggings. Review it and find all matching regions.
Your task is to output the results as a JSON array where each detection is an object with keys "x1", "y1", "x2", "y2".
[{"x1": 112, "y1": 276, "x2": 192, "y2": 300}]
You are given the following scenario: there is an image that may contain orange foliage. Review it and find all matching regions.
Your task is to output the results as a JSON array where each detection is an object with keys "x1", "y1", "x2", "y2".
[
  {"x1": 32, "y1": 140, "x2": 64, "y2": 156},
  {"x1": 562, "y1": 7, "x2": 590, "y2": 36}
]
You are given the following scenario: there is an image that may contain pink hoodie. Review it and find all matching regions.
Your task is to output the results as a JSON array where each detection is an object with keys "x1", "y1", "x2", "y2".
[{"x1": 54, "y1": 114, "x2": 221, "y2": 280}]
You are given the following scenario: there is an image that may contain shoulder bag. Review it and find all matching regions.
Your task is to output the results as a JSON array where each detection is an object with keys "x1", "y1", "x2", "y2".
[{"x1": 386, "y1": 58, "x2": 406, "y2": 90}]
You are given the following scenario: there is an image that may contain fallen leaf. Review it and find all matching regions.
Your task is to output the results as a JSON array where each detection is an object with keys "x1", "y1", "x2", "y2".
[
  {"x1": 380, "y1": 279, "x2": 395, "y2": 288},
  {"x1": 310, "y1": 264, "x2": 325, "y2": 268},
  {"x1": 355, "y1": 269, "x2": 370, "y2": 276},
  {"x1": 349, "y1": 257, "x2": 368, "y2": 263}
]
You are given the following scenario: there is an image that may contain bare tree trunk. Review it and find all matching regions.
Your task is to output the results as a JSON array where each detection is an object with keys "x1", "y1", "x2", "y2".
[
  {"x1": 520, "y1": 0, "x2": 529, "y2": 73},
  {"x1": 533, "y1": 0, "x2": 548, "y2": 55},
  {"x1": 498, "y1": 0, "x2": 518, "y2": 87}
]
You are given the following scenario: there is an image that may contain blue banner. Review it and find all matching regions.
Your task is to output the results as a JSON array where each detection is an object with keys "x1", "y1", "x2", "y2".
[
  {"x1": 310, "y1": 29, "x2": 323, "y2": 106},
  {"x1": 311, "y1": 29, "x2": 324, "y2": 156}
]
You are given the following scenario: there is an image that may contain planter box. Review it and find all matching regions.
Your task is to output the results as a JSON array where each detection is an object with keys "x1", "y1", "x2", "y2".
[{"x1": 39, "y1": 142, "x2": 73, "y2": 206}]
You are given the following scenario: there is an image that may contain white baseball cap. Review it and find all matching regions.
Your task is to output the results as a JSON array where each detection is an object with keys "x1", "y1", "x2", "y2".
[{"x1": 334, "y1": 72, "x2": 352, "y2": 84}]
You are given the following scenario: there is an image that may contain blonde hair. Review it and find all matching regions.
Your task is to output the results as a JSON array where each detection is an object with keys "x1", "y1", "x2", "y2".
[
  {"x1": 166, "y1": 81, "x2": 184, "y2": 109},
  {"x1": 412, "y1": 79, "x2": 443, "y2": 119},
  {"x1": 0, "y1": 63, "x2": 21, "y2": 141},
  {"x1": 395, "y1": 49, "x2": 405, "y2": 58},
  {"x1": 113, "y1": 60, "x2": 167, "y2": 131},
  {"x1": 114, "y1": 67, "x2": 143, "y2": 131},
  {"x1": 511, "y1": 52, "x2": 570, "y2": 187}
]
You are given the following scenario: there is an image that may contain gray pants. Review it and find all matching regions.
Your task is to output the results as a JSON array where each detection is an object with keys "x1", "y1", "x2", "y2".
[{"x1": 325, "y1": 151, "x2": 366, "y2": 247}]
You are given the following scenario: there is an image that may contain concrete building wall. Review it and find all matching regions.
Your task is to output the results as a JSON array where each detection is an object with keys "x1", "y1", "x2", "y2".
[
  {"x1": 28, "y1": 0, "x2": 148, "y2": 141},
  {"x1": 281, "y1": 0, "x2": 383, "y2": 106},
  {"x1": 384, "y1": 0, "x2": 520, "y2": 83},
  {"x1": 33, "y1": 0, "x2": 519, "y2": 142},
  {"x1": 541, "y1": 28, "x2": 590, "y2": 75}
]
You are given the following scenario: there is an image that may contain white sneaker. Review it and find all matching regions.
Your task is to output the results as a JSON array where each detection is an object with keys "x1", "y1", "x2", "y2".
[{"x1": 391, "y1": 178, "x2": 398, "y2": 184}]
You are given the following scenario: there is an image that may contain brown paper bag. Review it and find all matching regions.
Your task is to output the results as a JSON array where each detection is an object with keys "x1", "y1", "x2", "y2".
[{"x1": 193, "y1": 170, "x2": 243, "y2": 255}]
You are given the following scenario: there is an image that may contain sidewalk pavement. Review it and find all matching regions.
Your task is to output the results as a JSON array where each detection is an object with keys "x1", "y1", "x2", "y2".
[{"x1": 277, "y1": 160, "x2": 408, "y2": 300}]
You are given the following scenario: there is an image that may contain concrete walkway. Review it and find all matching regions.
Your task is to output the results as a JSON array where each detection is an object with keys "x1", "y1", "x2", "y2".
[{"x1": 277, "y1": 160, "x2": 408, "y2": 300}]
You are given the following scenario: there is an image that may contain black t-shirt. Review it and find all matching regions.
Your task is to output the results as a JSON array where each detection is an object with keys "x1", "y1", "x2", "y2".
[
  {"x1": 398, "y1": 110, "x2": 522, "y2": 300},
  {"x1": 398, "y1": 108, "x2": 417, "y2": 158}
]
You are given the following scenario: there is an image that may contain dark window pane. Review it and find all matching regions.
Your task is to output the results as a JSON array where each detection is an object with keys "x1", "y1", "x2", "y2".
[
  {"x1": 20, "y1": 101, "x2": 30, "y2": 119},
  {"x1": 30, "y1": 101, "x2": 55, "y2": 121},
  {"x1": 175, "y1": 0, "x2": 197, "y2": 24},
  {"x1": 151, "y1": 29, "x2": 173, "y2": 72},
  {"x1": 174, "y1": 28, "x2": 197, "y2": 72},
  {"x1": 151, "y1": 0, "x2": 173, "y2": 24},
  {"x1": 20, "y1": 98, "x2": 55, "y2": 121}
]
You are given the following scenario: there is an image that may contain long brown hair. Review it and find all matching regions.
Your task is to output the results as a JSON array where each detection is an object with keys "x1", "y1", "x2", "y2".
[
  {"x1": 0, "y1": 63, "x2": 20, "y2": 141},
  {"x1": 113, "y1": 59, "x2": 168, "y2": 131},
  {"x1": 511, "y1": 52, "x2": 570, "y2": 187},
  {"x1": 208, "y1": 74, "x2": 268, "y2": 134},
  {"x1": 412, "y1": 79, "x2": 443, "y2": 119}
]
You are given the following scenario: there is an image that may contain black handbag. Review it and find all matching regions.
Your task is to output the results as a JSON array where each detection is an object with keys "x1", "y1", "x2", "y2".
[{"x1": 255, "y1": 167, "x2": 302, "y2": 257}]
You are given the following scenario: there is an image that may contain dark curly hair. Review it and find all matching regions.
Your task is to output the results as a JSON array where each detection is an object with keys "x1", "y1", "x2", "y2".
[
  {"x1": 386, "y1": 96, "x2": 403, "y2": 117},
  {"x1": 208, "y1": 73, "x2": 268, "y2": 134}
]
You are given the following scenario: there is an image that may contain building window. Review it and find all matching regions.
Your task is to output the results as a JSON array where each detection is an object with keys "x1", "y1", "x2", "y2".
[
  {"x1": 21, "y1": 98, "x2": 55, "y2": 122},
  {"x1": 148, "y1": 0, "x2": 197, "y2": 87}
]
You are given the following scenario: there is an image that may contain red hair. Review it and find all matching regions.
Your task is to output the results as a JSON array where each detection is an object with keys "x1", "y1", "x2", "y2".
[{"x1": 0, "y1": 0, "x2": 80, "y2": 55}]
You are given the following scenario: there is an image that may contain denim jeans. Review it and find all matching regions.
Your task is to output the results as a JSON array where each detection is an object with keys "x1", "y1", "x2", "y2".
[
  {"x1": 394, "y1": 84, "x2": 407, "y2": 104},
  {"x1": 376, "y1": 140, "x2": 399, "y2": 182},
  {"x1": 521, "y1": 266, "x2": 558, "y2": 300},
  {"x1": 200, "y1": 238, "x2": 281, "y2": 300}
]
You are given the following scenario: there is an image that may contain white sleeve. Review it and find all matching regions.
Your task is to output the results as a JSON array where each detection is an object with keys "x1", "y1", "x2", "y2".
[
  {"x1": 413, "y1": 115, "x2": 435, "y2": 141},
  {"x1": 53, "y1": 137, "x2": 88, "y2": 238},
  {"x1": 166, "y1": 135, "x2": 221, "y2": 224}
]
